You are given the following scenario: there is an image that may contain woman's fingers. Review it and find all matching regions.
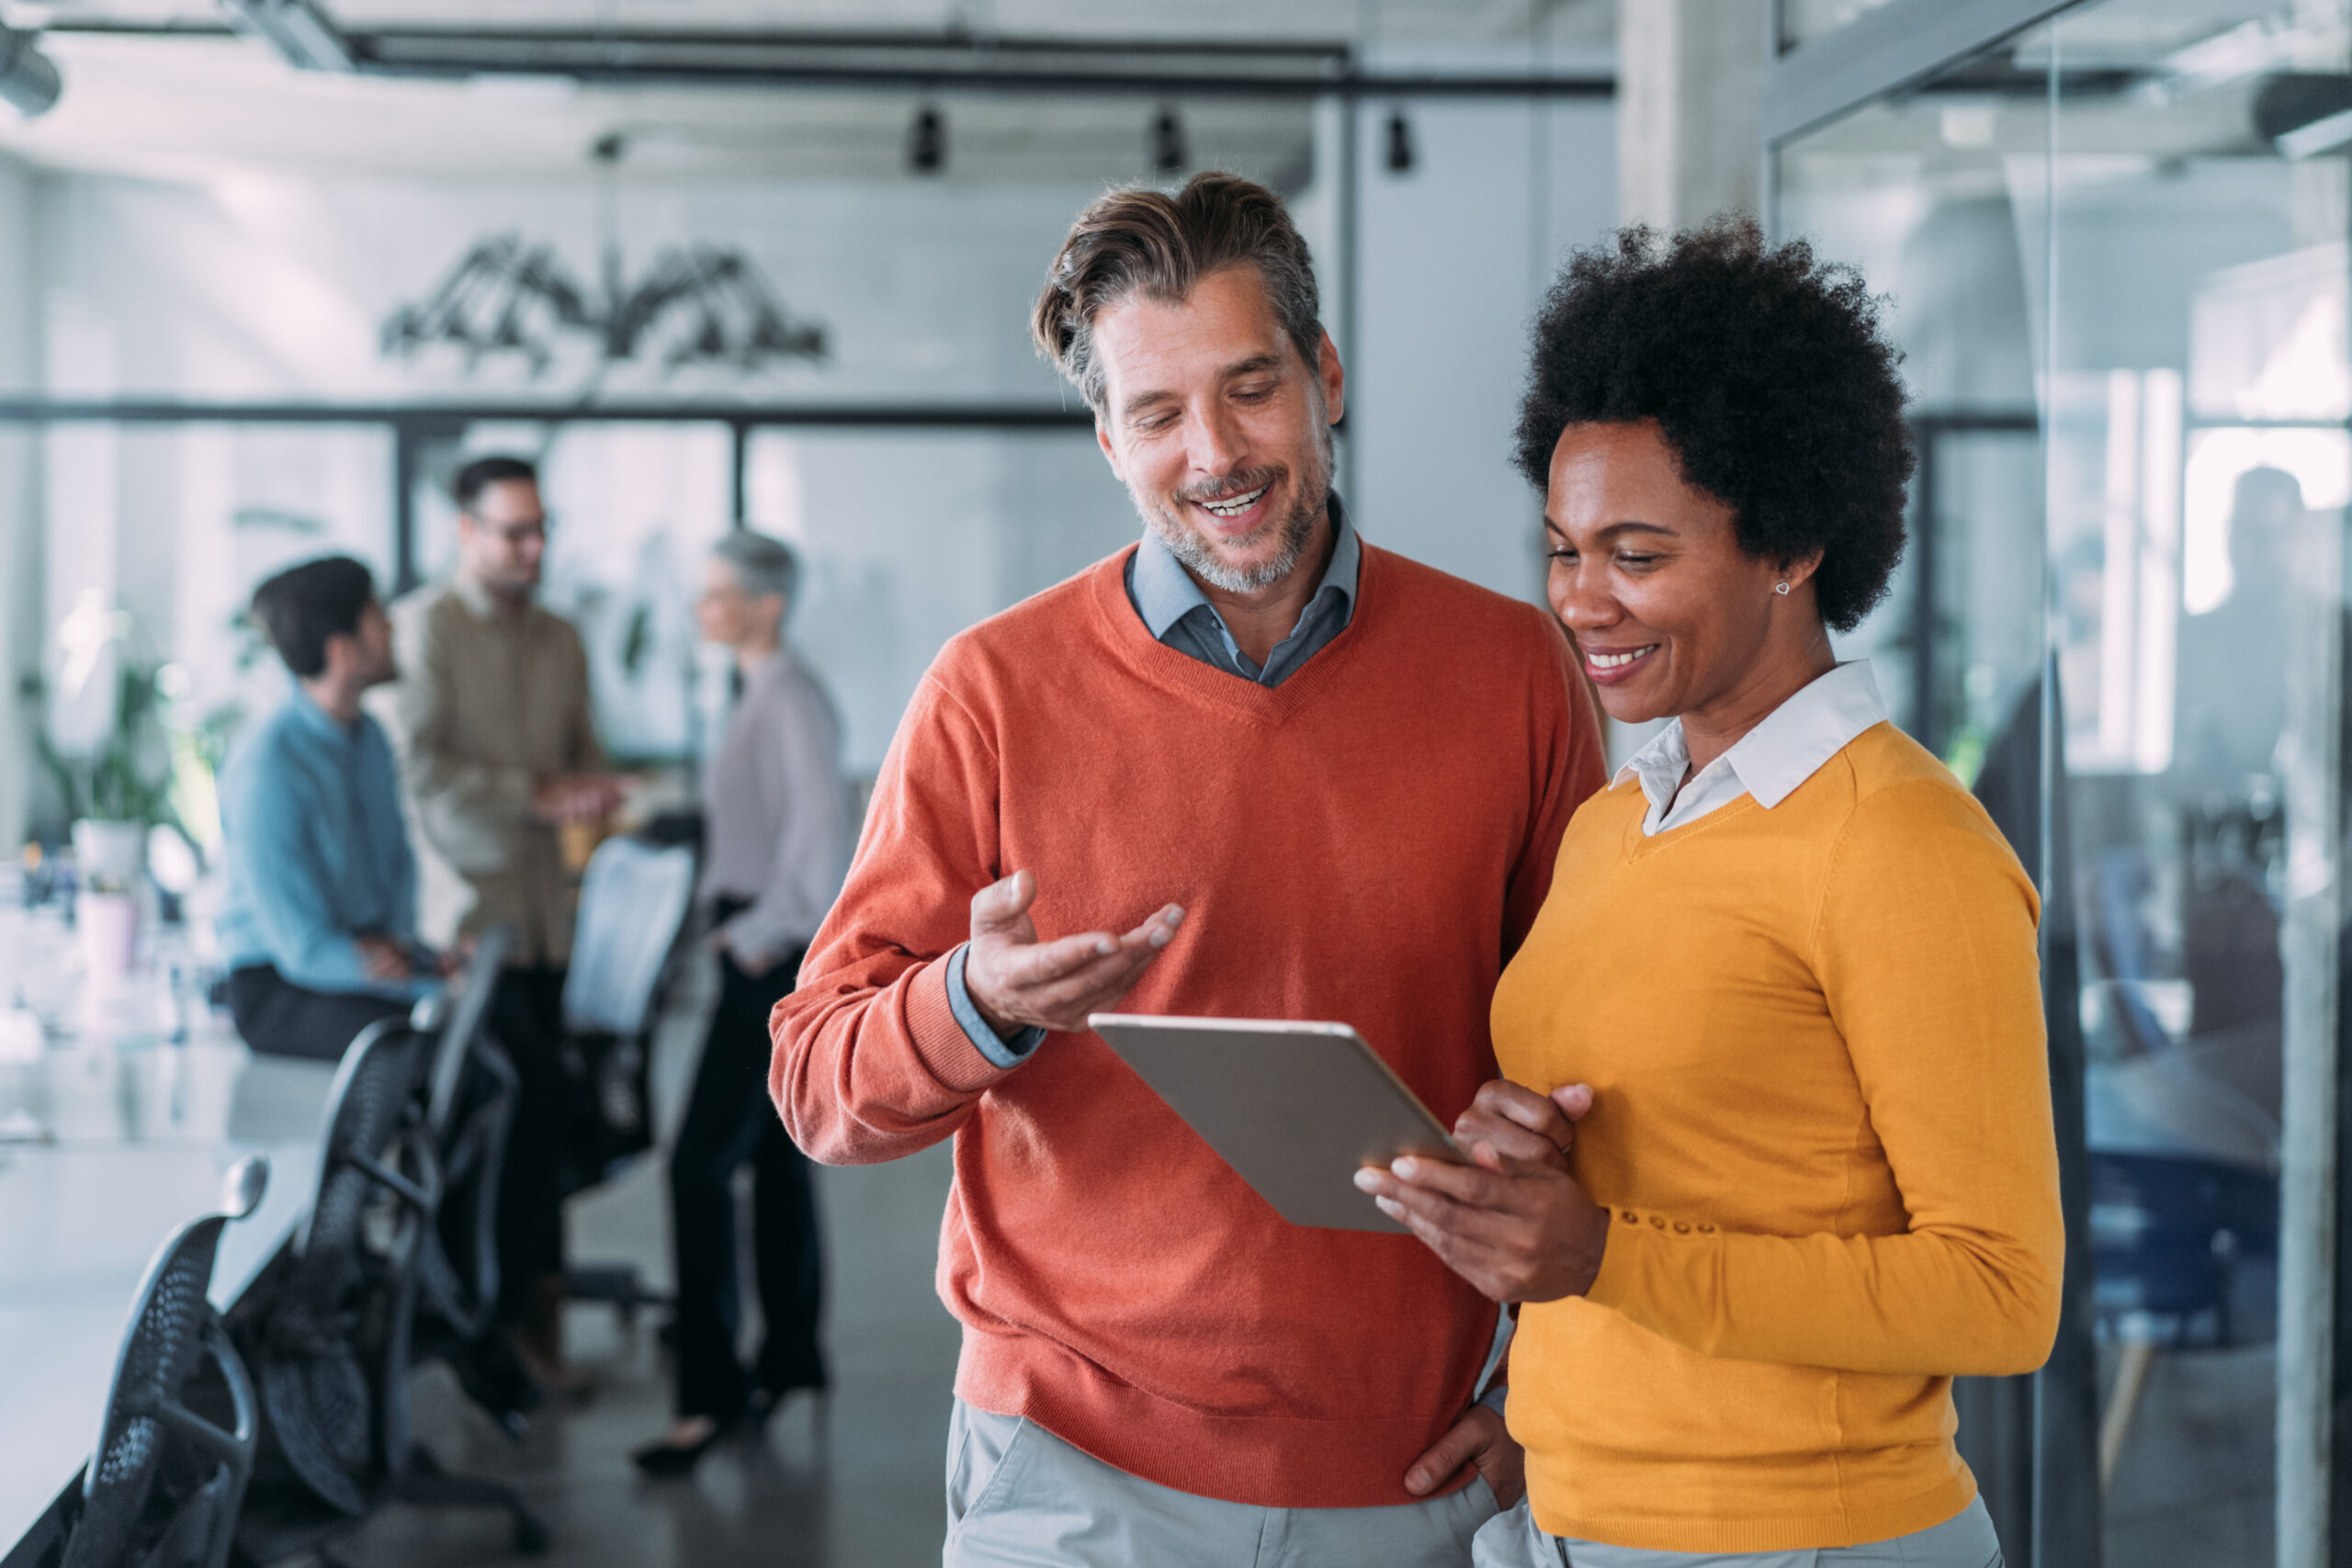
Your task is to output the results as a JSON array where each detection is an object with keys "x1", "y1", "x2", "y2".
[
  {"x1": 1359, "y1": 1164, "x2": 1522, "y2": 1247},
  {"x1": 1453, "y1": 1079, "x2": 1586, "y2": 1169}
]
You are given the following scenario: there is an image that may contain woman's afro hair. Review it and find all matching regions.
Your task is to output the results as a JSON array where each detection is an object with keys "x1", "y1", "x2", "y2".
[{"x1": 1513, "y1": 217, "x2": 1913, "y2": 632}]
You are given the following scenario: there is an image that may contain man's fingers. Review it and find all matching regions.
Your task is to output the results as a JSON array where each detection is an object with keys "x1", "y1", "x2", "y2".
[
  {"x1": 1118, "y1": 904, "x2": 1186, "y2": 952},
  {"x1": 968, "y1": 871, "x2": 1039, "y2": 940},
  {"x1": 1018, "y1": 942, "x2": 1171, "y2": 1026},
  {"x1": 1402, "y1": 1412, "x2": 1487, "y2": 1495},
  {"x1": 1551, "y1": 1083, "x2": 1595, "y2": 1122},
  {"x1": 982, "y1": 905, "x2": 1182, "y2": 999},
  {"x1": 988, "y1": 929, "x2": 1126, "y2": 989}
]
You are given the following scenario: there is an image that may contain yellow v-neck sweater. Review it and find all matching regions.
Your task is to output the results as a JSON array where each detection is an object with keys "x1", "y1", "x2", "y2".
[{"x1": 1491, "y1": 720, "x2": 2063, "y2": 1555}]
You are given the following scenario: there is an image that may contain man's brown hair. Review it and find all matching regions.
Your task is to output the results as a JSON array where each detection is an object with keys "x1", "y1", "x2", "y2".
[{"x1": 1031, "y1": 171, "x2": 1324, "y2": 414}]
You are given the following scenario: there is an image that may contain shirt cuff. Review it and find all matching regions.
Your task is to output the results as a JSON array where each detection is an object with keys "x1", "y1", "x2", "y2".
[
  {"x1": 1476, "y1": 1383, "x2": 1508, "y2": 1417},
  {"x1": 944, "y1": 943, "x2": 1046, "y2": 1069}
]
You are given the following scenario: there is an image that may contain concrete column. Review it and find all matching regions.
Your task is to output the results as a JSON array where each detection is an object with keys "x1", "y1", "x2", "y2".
[{"x1": 1615, "y1": 0, "x2": 1770, "y2": 231}]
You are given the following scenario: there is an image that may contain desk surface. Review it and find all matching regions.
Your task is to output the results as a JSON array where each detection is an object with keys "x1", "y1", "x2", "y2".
[{"x1": 0, "y1": 1037, "x2": 334, "y2": 1551}]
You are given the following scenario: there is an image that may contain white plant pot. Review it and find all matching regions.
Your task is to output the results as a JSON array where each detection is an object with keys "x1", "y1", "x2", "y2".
[
  {"x1": 78, "y1": 890, "x2": 141, "y2": 981},
  {"x1": 72, "y1": 818, "x2": 147, "y2": 892}
]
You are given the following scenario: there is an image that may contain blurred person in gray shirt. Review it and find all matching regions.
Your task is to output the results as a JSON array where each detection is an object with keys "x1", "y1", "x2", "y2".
[{"x1": 634, "y1": 530, "x2": 854, "y2": 1476}]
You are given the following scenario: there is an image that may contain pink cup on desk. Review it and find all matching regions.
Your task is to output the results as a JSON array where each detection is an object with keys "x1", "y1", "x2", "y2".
[{"x1": 78, "y1": 892, "x2": 140, "y2": 982}]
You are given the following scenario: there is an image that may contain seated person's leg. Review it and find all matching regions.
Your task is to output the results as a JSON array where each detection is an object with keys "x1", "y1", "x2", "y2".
[{"x1": 225, "y1": 964, "x2": 409, "y2": 1063}]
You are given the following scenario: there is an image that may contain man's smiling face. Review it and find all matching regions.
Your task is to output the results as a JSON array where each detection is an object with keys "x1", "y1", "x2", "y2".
[{"x1": 1090, "y1": 263, "x2": 1343, "y2": 594}]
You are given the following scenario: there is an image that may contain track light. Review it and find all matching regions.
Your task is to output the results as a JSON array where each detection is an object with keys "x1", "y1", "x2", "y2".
[
  {"x1": 1385, "y1": 107, "x2": 1416, "y2": 174},
  {"x1": 1151, "y1": 106, "x2": 1187, "y2": 176},
  {"x1": 908, "y1": 104, "x2": 946, "y2": 175},
  {"x1": 0, "y1": 26, "x2": 58, "y2": 118}
]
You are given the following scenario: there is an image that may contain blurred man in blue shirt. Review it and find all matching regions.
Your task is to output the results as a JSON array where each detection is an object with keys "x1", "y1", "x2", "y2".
[{"x1": 218, "y1": 555, "x2": 438, "y2": 1061}]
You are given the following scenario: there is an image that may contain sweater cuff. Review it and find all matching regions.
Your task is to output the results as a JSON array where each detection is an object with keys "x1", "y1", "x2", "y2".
[
  {"x1": 1585, "y1": 1203, "x2": 1719, "y2": 1317},
  {"x1": 905, "y1": 952, "x2": 1033, "y2": 1095},
  {"x1": 944, "y1": 943, "x2": 1046, "y2": 1068}
]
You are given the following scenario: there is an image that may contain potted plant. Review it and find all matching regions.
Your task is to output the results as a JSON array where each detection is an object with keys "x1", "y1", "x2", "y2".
[{"x1": 41, "y1": 655, "x2": 184, "y2": 982}]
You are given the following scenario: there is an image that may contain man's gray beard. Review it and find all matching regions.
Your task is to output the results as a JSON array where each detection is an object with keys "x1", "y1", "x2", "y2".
[{"x1": 1136, "y1": 448, "x2": 1334, "y2": 595}]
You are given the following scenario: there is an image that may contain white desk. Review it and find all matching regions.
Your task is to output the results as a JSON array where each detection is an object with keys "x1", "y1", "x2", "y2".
[{"x1": 0, "y1": 1036, "x2": 334, "y2": 1553}]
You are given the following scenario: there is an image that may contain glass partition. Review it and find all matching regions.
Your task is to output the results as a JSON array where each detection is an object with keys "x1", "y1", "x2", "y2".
[{"x1": 1778, "y1": 3, "x2": 2352, "y2": 1562}]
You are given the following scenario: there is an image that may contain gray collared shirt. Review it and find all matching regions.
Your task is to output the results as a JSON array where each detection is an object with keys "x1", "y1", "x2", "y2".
[
  {"x1": 699, "y1": 644, "x2": 856, "y2": 967},
  {"x1": 1123, "y1": 494, "x2": 1361, "y2": 687},
  {"x1": 944, "y1": 497, "x2": 1363, "y2": 1066}
]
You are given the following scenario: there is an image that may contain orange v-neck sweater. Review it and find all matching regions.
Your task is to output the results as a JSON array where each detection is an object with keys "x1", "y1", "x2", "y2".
[
  {"x1": 772, "y1": 543, "x2": 1603, "y2": 1507},
  {"x1": 1491, "y1": 721, "x2": 2064, "y2": 1554}
]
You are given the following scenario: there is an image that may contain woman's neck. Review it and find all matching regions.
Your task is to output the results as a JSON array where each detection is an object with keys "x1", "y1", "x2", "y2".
[
  {"x1": 1678, "y1": 628, "x2": 1838, "y2": 778},
  {"x1": 733, "y1": 632, "x2": 780, "y2": 674}
]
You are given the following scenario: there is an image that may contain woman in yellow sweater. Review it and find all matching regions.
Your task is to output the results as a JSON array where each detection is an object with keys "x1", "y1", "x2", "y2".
[{"x1": 1357, "y1": 219, "x2": 2061, "y2": 1566}]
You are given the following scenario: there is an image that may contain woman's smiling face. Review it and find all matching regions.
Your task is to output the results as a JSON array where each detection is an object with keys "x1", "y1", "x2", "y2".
[{"x1": 1544, "y1": 419, "x2": 1807, "y2": 728}]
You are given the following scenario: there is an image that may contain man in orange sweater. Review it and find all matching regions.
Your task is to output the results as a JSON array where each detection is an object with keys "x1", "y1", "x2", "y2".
[{"x1": 772, "y1": 173, "x2": 1604, "y2": 1566}]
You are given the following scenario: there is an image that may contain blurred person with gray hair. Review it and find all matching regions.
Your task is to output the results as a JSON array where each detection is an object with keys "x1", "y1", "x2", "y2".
[{"x1": 633, "y1": 529, "x2": 855, "y2": 1476}]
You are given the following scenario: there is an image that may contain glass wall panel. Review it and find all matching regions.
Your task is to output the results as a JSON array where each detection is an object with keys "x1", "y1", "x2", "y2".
[
  {"x1": 1773, "y1": 43, "x2": 2044, "y2": 755},
  {"x1": 1781, "y1": 2, "x2": 2352, "y2": 1562},
  {"x1": 741, "y1": 427, "x2": 1130, "y2": 782},
  {"x1": 2046, "y1": 5, "x2": 2345, "y2": 1562},
  {"x1": 37, "y1": 422, "x2": 393, "y2": 844},
  {"x1": 412, "y1": 422, "x2": 733, "y2": 766},
  {"x1": 410, "y1": 423, "x2": 1129, "y2": 785}
]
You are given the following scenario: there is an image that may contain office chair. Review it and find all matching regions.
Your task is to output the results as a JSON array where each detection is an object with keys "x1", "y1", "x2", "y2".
[
  {"x1": 2091, "y1": 1147, "x2": 2278, "y2": 1486},
  {"x1": 409, "y1": 926, "x2": 540, "y2": 1438},
  {"x1": 558, "y1": 836, "x2": 697, "y2": 1327},
  {"x1": 58, "y1": 1156, "x2": 269, "y2": 1568},
  {"x1": 233, "y1": 1018, "x2": 548, "y2": 1562}
]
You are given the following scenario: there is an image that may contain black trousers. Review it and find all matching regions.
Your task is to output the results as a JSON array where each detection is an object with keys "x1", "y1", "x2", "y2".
[
  {"x1": 668, "y1": 933, "x2": 823, "y2": 1420},
  {"x1": 226, "y1": 964, "x2": 409, "y2": 1063},
  {"x1": 488, "y1": 964, "x2": 571, "y2": 1327}
]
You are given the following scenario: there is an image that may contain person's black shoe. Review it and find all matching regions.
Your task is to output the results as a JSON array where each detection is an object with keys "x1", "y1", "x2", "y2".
[{"x1": 630, "y1": 1420, "x2": 731, "y2": 1479}]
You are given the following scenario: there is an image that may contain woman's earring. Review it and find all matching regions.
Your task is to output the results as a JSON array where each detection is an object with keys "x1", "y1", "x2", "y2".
[{"x1": 1773, "y1": 581, "x2": 1792, "y2": 596}]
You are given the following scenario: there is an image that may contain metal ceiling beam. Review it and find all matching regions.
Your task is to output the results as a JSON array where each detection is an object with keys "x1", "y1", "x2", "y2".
[
  {"x1": 0, "y1": 396, "x2": 1098, "y2": 428},
  {"x1": 153, "y1": 10, "x2": 1610, "y2": 97}
]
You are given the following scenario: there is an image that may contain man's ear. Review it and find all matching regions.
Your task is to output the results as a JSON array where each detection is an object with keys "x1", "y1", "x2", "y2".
[
  {"x1": 1095, "y1": 416, "x2": 1125, "y2": 484},
  {"x1": 1317, "y1": 329, "x2": 1345, "y2": 427}
]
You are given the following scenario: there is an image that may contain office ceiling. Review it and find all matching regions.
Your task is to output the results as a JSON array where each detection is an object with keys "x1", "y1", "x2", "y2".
[{"x1": 0, "y1": 0, "x2": 1612, "y2": 183}]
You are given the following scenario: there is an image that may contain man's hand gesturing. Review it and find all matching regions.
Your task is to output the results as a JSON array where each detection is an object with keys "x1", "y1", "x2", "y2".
[{"x1": 962, "y1": 870, "x2": 1183, "y2": 1039}]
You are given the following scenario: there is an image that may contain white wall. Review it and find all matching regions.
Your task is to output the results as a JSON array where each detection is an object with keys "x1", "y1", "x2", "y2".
[{"x1": 1350, "y1": 93, "x2": 1618, "y2": 604}]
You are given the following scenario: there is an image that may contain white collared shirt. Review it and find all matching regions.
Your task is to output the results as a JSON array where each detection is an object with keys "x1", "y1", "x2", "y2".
[{"x1": 1617, "y1": 660, "x2": 1891, "y2": 836}]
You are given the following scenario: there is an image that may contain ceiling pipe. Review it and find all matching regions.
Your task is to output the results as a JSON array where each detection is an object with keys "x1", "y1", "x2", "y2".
[{"x1": 175, "y1": 11, "x2": 1610, "y2": 97}]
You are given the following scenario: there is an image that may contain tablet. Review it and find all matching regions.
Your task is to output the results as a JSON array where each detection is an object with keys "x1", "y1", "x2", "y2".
[{"x1": 1088, "y1": 1013, "x2": 1461, "y2": 1233}]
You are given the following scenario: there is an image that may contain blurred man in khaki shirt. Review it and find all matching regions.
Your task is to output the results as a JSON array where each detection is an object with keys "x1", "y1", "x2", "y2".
[{"x1": 381, "y1": 453, "x2": 624, "y2": 1385}]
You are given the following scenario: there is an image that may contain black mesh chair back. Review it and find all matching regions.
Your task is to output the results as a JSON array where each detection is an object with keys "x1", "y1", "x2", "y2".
[
  {"x1": 235, "y1": 1008, "x2": 548, "y2": 1560},
  {"x1": 62, "y1": 1156, "x2": 268, "y2": 1568},
  {"x1": 254, "y1": 1018, "x2": 435, "y2": 1517},
  {"x1": 416, "y1": 926, "x2": 519, "y2": 1348}
]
